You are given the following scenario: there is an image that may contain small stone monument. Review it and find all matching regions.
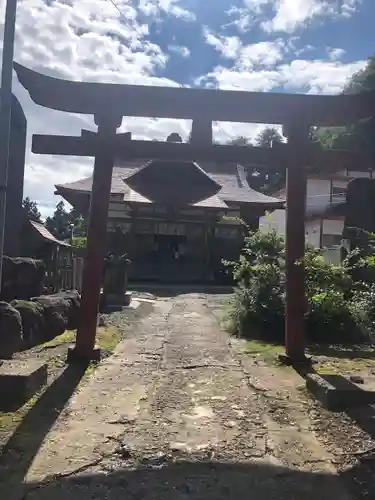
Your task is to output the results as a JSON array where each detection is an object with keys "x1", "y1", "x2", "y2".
[{"x1": 102, "y1": 253, "x2": 132, "y2": 310}]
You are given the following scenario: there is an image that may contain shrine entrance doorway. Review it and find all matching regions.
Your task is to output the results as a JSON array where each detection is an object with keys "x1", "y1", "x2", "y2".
[{"x1": 154, "y1": 234, "x2": 186, "y2": 260}]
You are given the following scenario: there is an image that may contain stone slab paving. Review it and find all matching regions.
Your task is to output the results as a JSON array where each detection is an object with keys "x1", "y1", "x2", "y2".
[{"x1": 2, "y1": 293, "x2": 352, "y2": 499}]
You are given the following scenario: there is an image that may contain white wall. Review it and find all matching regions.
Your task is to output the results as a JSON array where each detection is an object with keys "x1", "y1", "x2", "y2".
[
  {"x1": 305, "y1": 220, "x2": 321, "y2": 248},
  {"x1": 259, "y1": 212, "x2": 344, "y2": 249},
  {"x1": 259, "y1": 171, "x2": 374, "y2": 248},
  {"x1": 322, "y1": 218, "x2": 344, "y2": 235},
  {"x1": 259, "y1": 209, "x2": 285, "y2": 235},
  {"x1": 306, "y1": 178, "x2": 331, "y2": 211}
]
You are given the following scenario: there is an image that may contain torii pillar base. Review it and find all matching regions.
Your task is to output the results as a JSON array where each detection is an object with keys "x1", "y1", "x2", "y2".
[
  {"x1": 67, "y1": 344, "x2": 101, "y2": 365},
  {"x1": 68, "y1": 112, "x2": 122, "y2": 364}
]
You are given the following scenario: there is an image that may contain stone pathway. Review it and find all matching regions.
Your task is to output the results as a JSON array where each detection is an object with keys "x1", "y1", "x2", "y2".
[{"x1": 2, "y1": 293, "x2": 352, "y2": 499}]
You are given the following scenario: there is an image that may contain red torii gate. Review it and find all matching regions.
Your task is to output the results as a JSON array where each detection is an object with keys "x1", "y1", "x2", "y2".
[{"x1": 14, "y1": 62, "x2": 375, "y2": 364}]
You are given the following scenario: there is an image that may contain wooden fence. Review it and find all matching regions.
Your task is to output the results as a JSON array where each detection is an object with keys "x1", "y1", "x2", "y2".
[{"x1": 44, "y1": 257, "x2": 84, "y2": 293}]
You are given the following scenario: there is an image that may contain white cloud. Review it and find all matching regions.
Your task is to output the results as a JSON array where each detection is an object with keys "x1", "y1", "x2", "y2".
[
  {"x1": 279, "y1": 58, "x2": 365, "y2": 93},
  {"x1": 239, "y1": 40, "x2": 285, "y2": 68},
  {"x1": 203, "y1": 28, "x2": 242, "y2": 59},
  {"x1": 230, "y1": 0, "x2": 362, "y2": 34},
  {"x1": 203, "y1": 29, "x2": 285, "y2": 67},
  {"x1": 327, "y1": 47, "x2": 345, "y2": 61},
  {"x1": 262, "y1": 0, "x2": 328, "y2": 33},
  {"x1": 167, "y1": 44, "x2": 191, "y2": 57},
  {"x1": 139, "y1": 0, "x2": 196, "y2": 21},
  {"x1": 198, "y1": 58, "x2": 366, "y2": 94}
]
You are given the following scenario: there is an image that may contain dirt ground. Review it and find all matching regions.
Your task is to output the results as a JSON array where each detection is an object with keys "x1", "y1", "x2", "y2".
[{"x1": 1, "y1": 291, "x2": 375, "y2": 499}]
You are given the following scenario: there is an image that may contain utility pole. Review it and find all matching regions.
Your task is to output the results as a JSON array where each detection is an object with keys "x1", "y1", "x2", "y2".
[{"x1": 0, "y1": 0, "x2": 17, "y2": 291}]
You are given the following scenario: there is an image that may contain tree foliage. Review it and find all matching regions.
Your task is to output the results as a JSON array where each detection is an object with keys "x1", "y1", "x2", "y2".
[
  {"x1": 313, "y1": 53, "x2": 375, "y2": 157},
  {"x1": 22, "y1": 197, "x2": 42, "y2": 223},
  {"x1": 45, "y1": 201, "x2": 87, "y2": 242},
  {"x1": 254, "y1": 127, "x2": 283, "y2": 148}
]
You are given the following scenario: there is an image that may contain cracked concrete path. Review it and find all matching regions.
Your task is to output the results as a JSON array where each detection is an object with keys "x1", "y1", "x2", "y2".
[{"x1": 3, "y1": 293, "x2": 352, "y2": 499}]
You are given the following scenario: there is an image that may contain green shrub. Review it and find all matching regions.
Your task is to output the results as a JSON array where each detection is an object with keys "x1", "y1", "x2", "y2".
[
  {"x1": 228, "y1": 266, "x2": 285, "y2": 341},
  {"x1": 307, "y1": 291, "x2": 361, "y2": 344},
  {"x1": 303, "y1": 249, "x2": 352, "y2": 298},
  {"x1": 226, "y1": 227, "x2": 375, "y2": 345},
  {"x1": 72, "y1": 236, "x2": 87, "y2": 248}
]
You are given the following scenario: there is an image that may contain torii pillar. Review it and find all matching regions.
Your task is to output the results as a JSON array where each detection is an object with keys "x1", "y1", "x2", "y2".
[
  {"x1": 283, "y1": 123, "x2": 310, "y2": 363},
  {"x1": 68, "y1": 111, "x2": 122, "y2": 363}
]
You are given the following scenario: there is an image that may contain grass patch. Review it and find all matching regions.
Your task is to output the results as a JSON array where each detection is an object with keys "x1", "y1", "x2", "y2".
[
  {"x1": 239, "y1": 338, "x2": 375, "y2": 374},
  {"x1": 242, "y1": 339, "x2": 284, "y2": 365},
  {"x1": 41, "y1": 326, "x2": 121, "y2": 353},
  {"x1": 309, "y1": 345, "x2": 375, "y2": 375},
  {"x1": 0, "y1": 394, "x2": 39, "y2": 439}
]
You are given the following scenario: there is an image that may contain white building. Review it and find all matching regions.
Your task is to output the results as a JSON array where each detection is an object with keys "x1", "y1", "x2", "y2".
[{"x1": 260, "y1": 168, "x2": 375, "y2": 248}]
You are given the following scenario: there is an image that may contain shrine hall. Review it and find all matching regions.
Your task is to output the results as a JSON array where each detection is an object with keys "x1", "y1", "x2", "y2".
[{"x1": 55, "y1": 123, "x2": 284, "y2": 283}]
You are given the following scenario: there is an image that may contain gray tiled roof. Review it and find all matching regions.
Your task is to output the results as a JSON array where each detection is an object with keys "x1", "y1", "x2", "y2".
[
  {"x1": 56, "y1": 161, "x2": 284, "y2": 208},
  {"x1": 30, "y1": 220, "x2": 71, "y2": 247}
]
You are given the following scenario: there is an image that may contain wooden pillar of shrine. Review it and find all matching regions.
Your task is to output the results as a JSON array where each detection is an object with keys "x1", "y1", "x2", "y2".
[
  {"x1": 68, "y1": 111, "x2": 122, "y2": 362},
  {"x1": 283, "y1": 123, "x2": 310, "y2": 363}
]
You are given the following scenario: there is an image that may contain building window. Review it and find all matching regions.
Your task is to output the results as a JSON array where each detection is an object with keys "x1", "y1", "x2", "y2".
[
  {"x1": 331, "y1": 185, "x2": 346, "y2": 199},
  {"x1": 322, "y1": 234, "x2": 342, "y2": 248}
]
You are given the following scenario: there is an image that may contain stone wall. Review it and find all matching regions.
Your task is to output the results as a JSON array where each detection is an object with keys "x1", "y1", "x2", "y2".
[
  {"x1": 0, "y1": 256, "x2": 45, "y2": 303},
  {"x1": 0, "y1": 291, "x2": 80, "y2": 358}
]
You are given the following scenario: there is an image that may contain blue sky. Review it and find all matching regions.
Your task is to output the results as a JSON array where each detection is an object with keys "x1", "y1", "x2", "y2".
[
  {"x1": 149, "y1": 0, "x2": 374, "y2": 87},
  {"x1": 1, "y1": 0, "x2": 373, "y2": 213}
]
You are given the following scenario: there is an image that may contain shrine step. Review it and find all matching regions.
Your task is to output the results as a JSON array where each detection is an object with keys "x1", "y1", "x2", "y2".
[
  {"x1": 0, "y1": 358, "x2": 48, "y2": 411},
  {"x1": 306, "y1": 372, "x2": 375, "y2": 411}
]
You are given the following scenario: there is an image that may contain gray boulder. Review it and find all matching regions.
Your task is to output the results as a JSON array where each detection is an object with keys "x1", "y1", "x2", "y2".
[
  {"x1": 1, "y1": 256, "x2": 45, "y2": 302},
  {"x1": 32, "y1": 296, "x2": 69, "y2": 341},
  {"x1": 11, "y1": 300, "x2": 44, "y2": 347},
  {"x1": 0, "y1": 301, "x2": 23, "y2": 358}
]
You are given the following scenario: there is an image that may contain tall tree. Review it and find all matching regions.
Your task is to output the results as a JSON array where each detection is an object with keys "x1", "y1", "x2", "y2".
[
  {"x1": 254, "y1": 127, "x2": 283, "y2": 148},
  {"x1": 22, "y1": 197, "x2": 42, "y2": 222},
  {"x1": 45, "y1": 201, "x2": 71, "y2": 240}
]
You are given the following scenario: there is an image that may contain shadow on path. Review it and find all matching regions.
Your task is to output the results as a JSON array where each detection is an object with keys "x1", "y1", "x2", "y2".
[
  {"x1": 0, "y1": 364, "x2": 87, "y2": 499},
  {"x1": 23, "y1": 459, "x2": 349, "y2": 500}
]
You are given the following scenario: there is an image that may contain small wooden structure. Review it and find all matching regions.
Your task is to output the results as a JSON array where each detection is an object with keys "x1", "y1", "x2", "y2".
[
  {"x1": 14, "y1": 62, "x2": 375, "y2": 363},
  {"x1": 21, "y1": 220, "x2": 73, "y2": 292}
]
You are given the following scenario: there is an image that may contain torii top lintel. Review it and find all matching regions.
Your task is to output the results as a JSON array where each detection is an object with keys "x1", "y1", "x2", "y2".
[{"x1": 14, "y1": 63, "x2": 375, "y2": 127}]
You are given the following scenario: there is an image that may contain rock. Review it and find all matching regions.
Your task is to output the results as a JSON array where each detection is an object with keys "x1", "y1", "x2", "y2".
[
  {"x1": 98, "y1": 315, "x2": 106, "y2": 327},
  {"x1": 11, "y1": 292, "x2": 81, "y2": 348},
  {"x1": 11, "y1": 300, "x2": 44, "y2": 347},
  {"x1": 0, "y1": 301, "x2": 23, "y2": 358},
  {"x1": 53, "y1": 291, "x2": 80, "y2": 330},
  {"x1": 32, "y1": 296, "x2": 69, "y2": 341},
  {"x1": 1, "y1": 256, "x2": 45, "y2": 302}
]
